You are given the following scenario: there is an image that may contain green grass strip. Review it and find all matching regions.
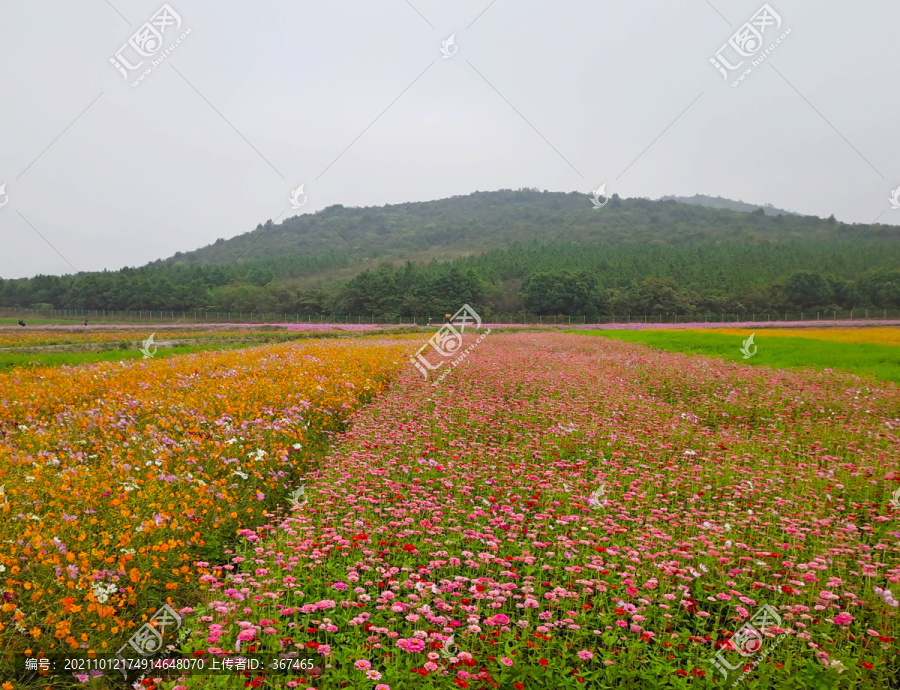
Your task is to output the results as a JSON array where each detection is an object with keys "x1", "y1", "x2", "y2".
[{"x1": 569, "y1": 329, "x2": 900, "y2": 383}]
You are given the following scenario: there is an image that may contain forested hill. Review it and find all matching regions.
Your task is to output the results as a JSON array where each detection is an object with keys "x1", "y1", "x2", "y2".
[
  {"x1": 2, "y1": 189, "x2": 899, "y2": 316},
  {"x1": 657, "y1": 194, "x2": 800, "y2": 216},
  {"x1": 160, "y1": 189, "x2": 883, "y2": 267}
]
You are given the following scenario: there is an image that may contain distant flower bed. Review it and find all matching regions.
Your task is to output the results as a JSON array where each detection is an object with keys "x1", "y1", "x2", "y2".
[{"x1": 576, "y1": 319, "x2": 900, "y2": 331}]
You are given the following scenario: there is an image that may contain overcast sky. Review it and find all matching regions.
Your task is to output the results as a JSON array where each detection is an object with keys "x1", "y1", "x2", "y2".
[{"x1": 1, "y1": 0, "x2": 898, "y2": 279}]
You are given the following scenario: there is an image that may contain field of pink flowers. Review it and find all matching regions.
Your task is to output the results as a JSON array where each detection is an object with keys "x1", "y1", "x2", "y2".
[{"x1": 167, "y1": 332, "x2": 898, "y2": 689}]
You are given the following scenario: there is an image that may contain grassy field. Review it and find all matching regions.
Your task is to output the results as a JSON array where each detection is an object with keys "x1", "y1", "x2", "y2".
[
  {"x1": 681, "y1": 327, "x2": 900, "y2": 346},
  {"x1": 0, "y1": 342, "x2": 265, "y2": 370},
  {"x1": 569, "y1": 328, "x2": 900, "y2": 383},
  {"x1": 0, "y1": 326, "x2": 429, "y2": 370}
]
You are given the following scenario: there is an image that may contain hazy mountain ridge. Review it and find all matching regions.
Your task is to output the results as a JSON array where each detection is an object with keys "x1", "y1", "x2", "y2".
[
  {"x1": 3, "y1": 189, "x2": 898, "y2": 316},
  {"x1": 657, "y1": 194, "x2": 801, "y2": 216},
  {"x1": 159, "y1": 189, "x2": 865, "y2": 270}
]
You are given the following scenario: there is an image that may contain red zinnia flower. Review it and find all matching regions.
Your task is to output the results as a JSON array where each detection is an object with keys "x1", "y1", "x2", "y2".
[
  {"x1": 538, "y1": 658, "x2": 548, "y2": 666},
  {"x1": 675, "y1": 670, "x2": 688, "y2": 676}
]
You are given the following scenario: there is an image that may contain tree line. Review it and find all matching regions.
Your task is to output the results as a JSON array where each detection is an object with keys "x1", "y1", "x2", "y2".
[{"x1": 2, "y1": 240, "x2": 898, "y2": 317}]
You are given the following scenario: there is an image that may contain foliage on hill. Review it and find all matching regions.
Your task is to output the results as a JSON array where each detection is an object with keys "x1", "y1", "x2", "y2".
[
  {"x1": 159, "y1": 189, "x2": 888, "y2": 264},
  {"x1": 1, "y1": 190, "x2": 898, "y2": 316},
  {"x1": 658, "y1": 194, "x2": 800, "y2": 216}
]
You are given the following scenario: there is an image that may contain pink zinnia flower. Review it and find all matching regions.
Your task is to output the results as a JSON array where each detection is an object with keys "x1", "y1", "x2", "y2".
[
  {"x1": 499, "y1": 657, "x2": 513, "y2": 667},
  {"x1": 354, "y1": 660, "x2": 372, "y2": 671},
  {"x1": 833, "y1": 613, "x2": 854, "y2": 625},
  {"x1": 577, "y1": 650, "x2": 593, "y2": 660},
  {"x1": 397, "y1": 638, "x2": 426, "y2": 653}
]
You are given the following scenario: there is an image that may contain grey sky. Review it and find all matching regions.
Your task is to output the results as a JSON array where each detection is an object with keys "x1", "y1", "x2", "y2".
[{"x1": 1, "y1": 0, "x2": 898, "y2": 279}]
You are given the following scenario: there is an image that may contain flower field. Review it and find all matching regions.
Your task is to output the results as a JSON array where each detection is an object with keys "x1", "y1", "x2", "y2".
[
  {"x1": 575, "y1": 329, "x2": 900, "y2": 385},
  {"x1": 682, "y1": 328, "x2": 900, "y2": 347},
  {"x1": 0, "y1": 339, "x2": 408, "y2": 685},
  {"x1": 153, "y1": 332, "x2": 899, "y2": 689},
  {"x1": 0, "y1": 328, "x2": 303, "y2": 349},
  {"x1": 3, "y1": 330, "x2": 900, "y2": 689}
]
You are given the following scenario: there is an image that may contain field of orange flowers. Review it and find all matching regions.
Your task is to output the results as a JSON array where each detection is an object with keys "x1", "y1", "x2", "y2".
[
  {"x1": 0, "y1": 339, "x2": 408, "y2": 685},
  {"x1": 685, "y1": 328, "x2": 900, "y2": 347}
]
